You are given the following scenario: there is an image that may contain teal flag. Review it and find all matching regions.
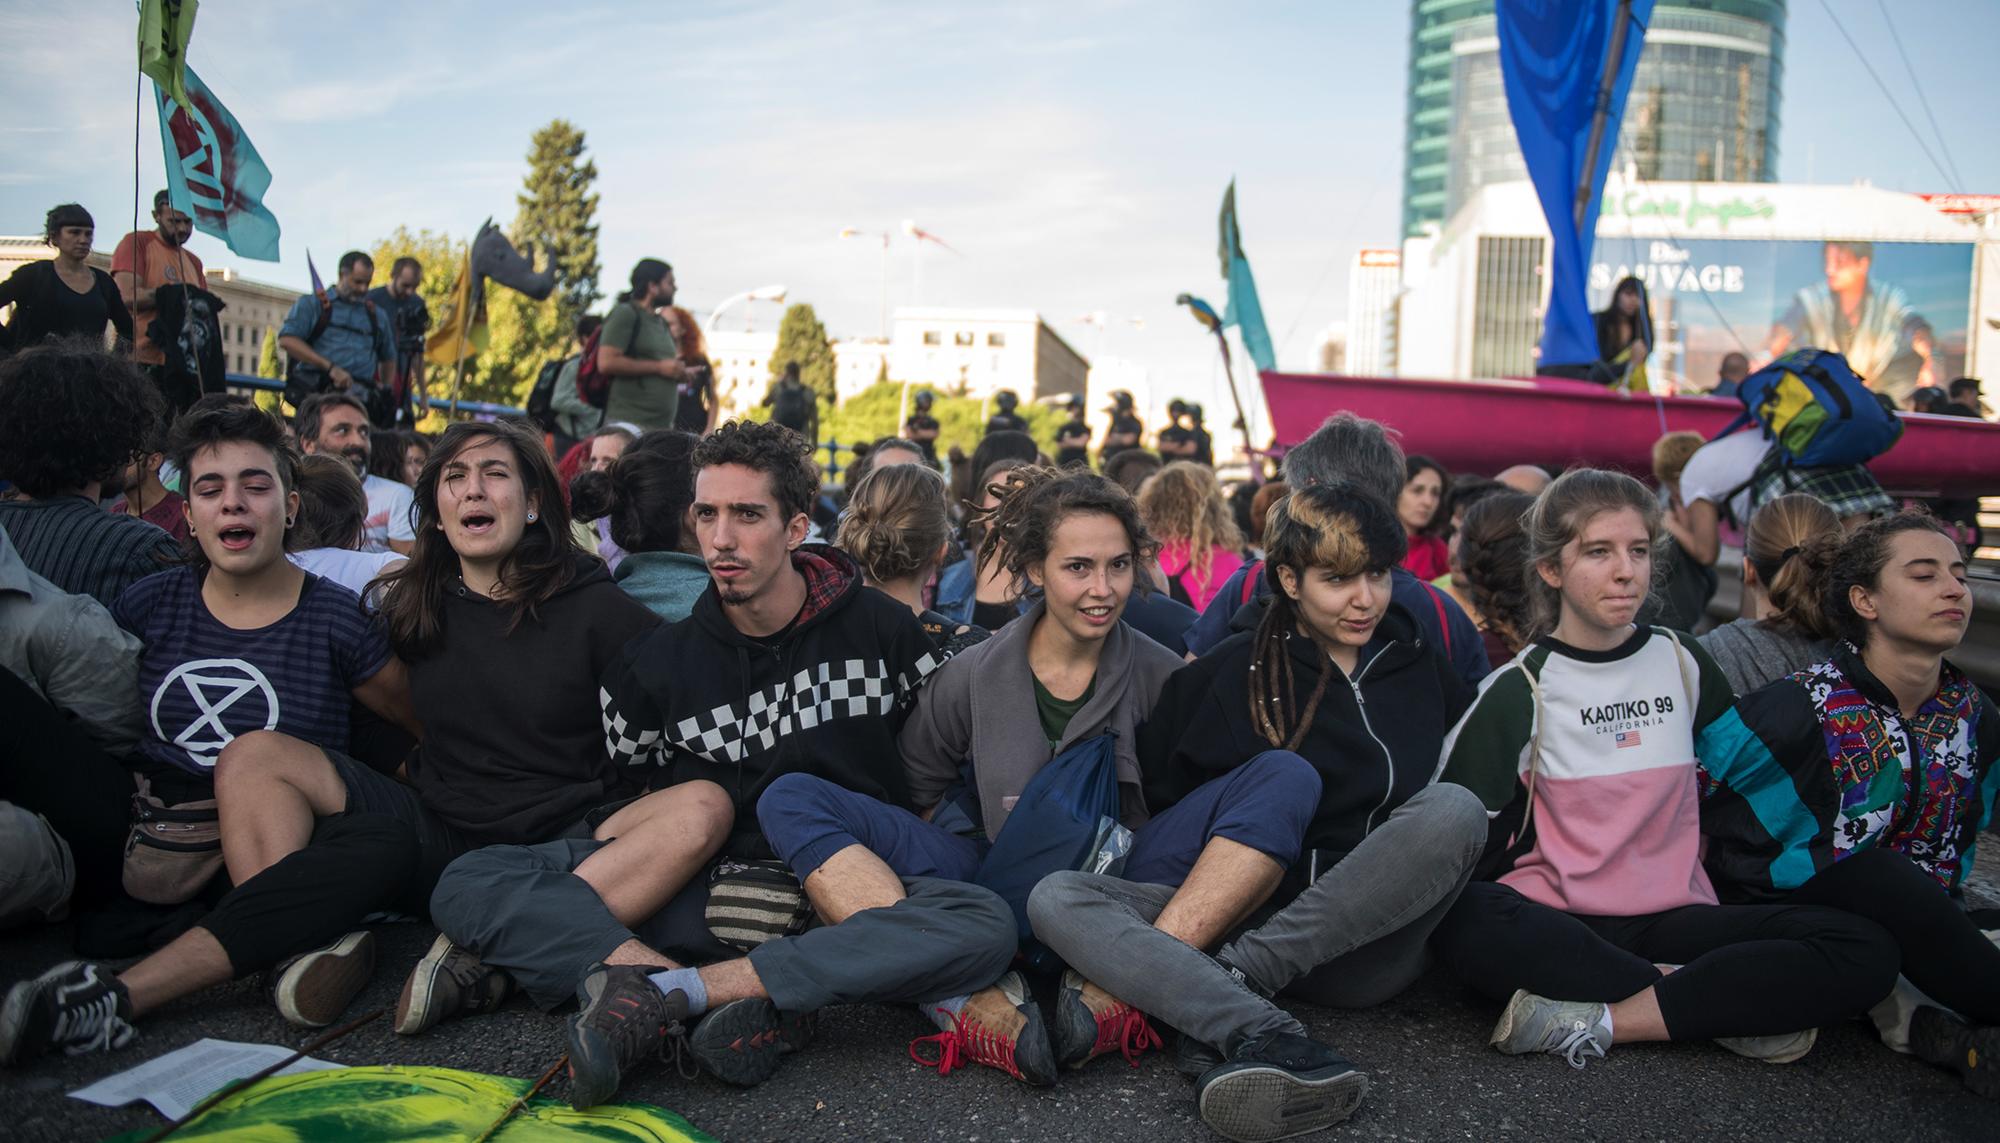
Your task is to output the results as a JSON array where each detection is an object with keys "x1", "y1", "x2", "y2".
[
  {"x1": 1218, "y1": 181, "x2": 1276, "y2": 374},
  {"x1": 154, "y1": 64, "x2": 282, "y2": 261}
]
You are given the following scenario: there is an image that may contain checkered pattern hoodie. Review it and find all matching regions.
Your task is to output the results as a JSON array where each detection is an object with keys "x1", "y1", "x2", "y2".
[{"x1": 597, "y1": 544, "x2": 946, "y2": 845}]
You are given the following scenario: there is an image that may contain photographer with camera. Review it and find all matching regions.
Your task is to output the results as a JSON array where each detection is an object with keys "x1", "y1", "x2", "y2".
[
  {"x1": 278, "y1": 251, "x2": 396, "y2": 427},
  {"x1": 365, "y1": 256, "x2": 430, "y2": 425}
]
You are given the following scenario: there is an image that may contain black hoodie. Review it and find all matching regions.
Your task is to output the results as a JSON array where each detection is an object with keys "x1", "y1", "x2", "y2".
[
  {"x1": 406, "y1": 554, "x2": 662, "y2": 843},
  {"x1": 598, "y1": 544, "x2": 941, "y2": 853},
  {"x1": 1140, "y1": 600, "x2": 1475, "y2": 867}
]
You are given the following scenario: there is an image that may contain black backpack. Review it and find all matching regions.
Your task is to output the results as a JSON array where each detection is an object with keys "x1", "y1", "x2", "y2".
[
  {"x1": 770, "y1": 379, "x2": 812, "y2": 429},
  {"x1": 525, "y1": 354, "x2": 575, "y2": 433}
]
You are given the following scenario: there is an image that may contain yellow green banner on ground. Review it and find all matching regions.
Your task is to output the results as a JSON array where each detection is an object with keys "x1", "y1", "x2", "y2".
[{"x1": 104, "y1": 1065, "x2": 717, "y2": 1142}]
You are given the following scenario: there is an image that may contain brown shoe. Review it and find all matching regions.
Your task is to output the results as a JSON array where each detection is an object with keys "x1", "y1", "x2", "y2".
[
  {"x1": 908, "y1": 971, "x2": 1057, "y2": 1085},
  {"x1": 270, "y1": 931, "x2": 375, "y2": 1028},
  {"x1": 1052, "y1": 969, "x2": 1163, "y2": 1068}
]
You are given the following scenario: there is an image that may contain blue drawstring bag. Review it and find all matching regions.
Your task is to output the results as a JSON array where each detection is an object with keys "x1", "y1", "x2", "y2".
[{"x1": 974, "y1": 732, "x2": 1132, "y2": 950}]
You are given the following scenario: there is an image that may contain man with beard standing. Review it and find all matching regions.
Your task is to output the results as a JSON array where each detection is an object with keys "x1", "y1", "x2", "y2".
[
  {"x1": 296, "y1": 393, "x2": 414, "y2": 556},
  {"x1": 112, "y1": 191, "x2": 207, "y2": 414}
]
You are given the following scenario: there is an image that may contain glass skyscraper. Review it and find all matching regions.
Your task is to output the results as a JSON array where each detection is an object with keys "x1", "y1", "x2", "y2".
[{"x1": 1402, "y1": 0, "x2": 1787, "y2": 238}]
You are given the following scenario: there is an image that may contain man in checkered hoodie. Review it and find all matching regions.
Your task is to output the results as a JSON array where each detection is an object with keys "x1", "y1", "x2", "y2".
[{"x1": 434, "y1": 421, "x2": 1016, "y2": 1107}]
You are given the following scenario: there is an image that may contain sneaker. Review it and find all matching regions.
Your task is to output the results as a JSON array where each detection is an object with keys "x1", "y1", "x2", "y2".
[
  {"x1": 271, "y1": 931, "x2": 376, "y2": 1029},
  {"x1": 1194, "y1": 1031, "x2": 1368, "y2": 1143},
  {"x1": 1489, "y1": 989, "x2": 1610, "y2": 1069},
  {"x1": 566, "y1": 963, "x2": 689, "y2": 1110},
  {"x1": 1172, "y1": 1030, "x2": 1225, "y2": 1078},
  {"x1": 1051, "y1": 969, "x2": 1163, "y2": 1069},
  {"x1": 909, "y1": 971, "x2": 1057, "y2": 1086},
  {"x1": 0, "y1": 962, "x2": 136, "y2": 1064},
  {"x1": 394, "y1": 934, "x2": 515, "y2": 1035},
  {"x1": 1717, "y1": 1027, "x2": 1818, "y2": 1064},
  {"x1": 685, "y1": 998, "x2": 792, "y2": 1086},
  {"x1": 776, "y1": 1008, "x2": 816, "y2": 1055},
  {"x1": 1910, "y1": 1005, "x2": 2000, "y2": 1099}
]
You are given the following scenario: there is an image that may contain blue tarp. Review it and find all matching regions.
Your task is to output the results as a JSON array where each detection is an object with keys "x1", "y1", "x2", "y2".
[{"x1": 1496, "y1": 0, "x2": 1653, "y2": 369}]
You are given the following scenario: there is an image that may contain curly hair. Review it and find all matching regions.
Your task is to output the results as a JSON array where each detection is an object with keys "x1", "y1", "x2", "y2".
[
  {"x1": 837, "y1": 463, "x2": 953, "y2": 585},
  {"x1": 1249, "y1": 483, "x2": 1407, "y2": 750},
  {"x1": 972, "y1": 465, "x2": 1160, "y2": 597},
  {"x1": 1456, "y1": 491, "x2": 1536, "y2": 653},
  {"x1": 570, "y1": 430, "x2": 699, "y2": 555},
  {"x1": 0, "y1": 339, "x2": 166, "y2": 497},
  {"x1": 1808, "y1": 509, "x2": 1958, "y2": 649},
  {"x1": 691, "y1": 420, "x2": 819, "y2": 521},
  {"x1": 1522, "y1": 468, "x2": 1662, "y2": 639},
  {"x1": 1137, "y1": 461, "x2": 1244, "y2": 585},
  {"x1": 1743, "y1": 493, "x2": 1840, "y2": 641}
]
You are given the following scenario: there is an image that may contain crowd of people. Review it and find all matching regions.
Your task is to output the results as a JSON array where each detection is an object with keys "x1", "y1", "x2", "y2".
[{"x1": 2, "y1": 261, "x2": 1998, "y2": 1140}]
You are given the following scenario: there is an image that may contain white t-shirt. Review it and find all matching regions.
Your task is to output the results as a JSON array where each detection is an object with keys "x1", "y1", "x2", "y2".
[
  {"x1": 288, "y1": 547, "x2": 405, "y2": 600},
  {"x1": 1677, "y1": 431, "x2": 1770, "y2": 524},
  {"x1": 361, "y1": 474, "x2": 417, "y2": 553}
]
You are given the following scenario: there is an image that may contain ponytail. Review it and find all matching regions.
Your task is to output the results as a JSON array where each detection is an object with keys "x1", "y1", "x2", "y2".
[{"x1": 1744, "y1": 493, "x2": 1840, "y2": 640}]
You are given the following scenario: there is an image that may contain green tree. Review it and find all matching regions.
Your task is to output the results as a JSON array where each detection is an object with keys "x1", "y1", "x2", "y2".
[
  {"x1": 767, "y1": 303, "x2": 837, "y2": 405},
  {"x1": 477, "y1": 120, "x2": 603, "y2": 408},
  {"x1": 822, "y1": 381, "x2": 1063, "y2": 478},
  {"x1": 255, "y1": 327, "x2": 282, "y2": 380}
]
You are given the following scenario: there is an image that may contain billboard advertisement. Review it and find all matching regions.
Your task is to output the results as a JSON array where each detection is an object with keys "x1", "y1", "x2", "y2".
[{"x1": 1587, "y1": 238, "x2": 1974, "y2": 403}]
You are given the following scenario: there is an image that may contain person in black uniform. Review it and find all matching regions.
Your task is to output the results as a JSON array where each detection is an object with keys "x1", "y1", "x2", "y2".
[
  {"x1": 1054, "y1": 394, "x2": 1091, "y2": 469},
  {"x1": 1100, "y1": 390, "x2": 1143, "y2": 467},
  {"x1": 905, "y1": 388, "x2": 942, "y2": 469},
  {"x1": 984, "y1": 388, "x2": 1030, "y2": 436}
]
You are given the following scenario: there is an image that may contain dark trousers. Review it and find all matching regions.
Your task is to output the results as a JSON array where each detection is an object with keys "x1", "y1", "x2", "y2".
[
  {"x1": 1433, "y1": 880, "x2": 1899, "y2": 1040},
  {"x1": 0, "y1": 667, "x2": 135, "y2": 906},
  {"x1": 1786, "y1": 847, "x2": 2000, "y2": 1025}
]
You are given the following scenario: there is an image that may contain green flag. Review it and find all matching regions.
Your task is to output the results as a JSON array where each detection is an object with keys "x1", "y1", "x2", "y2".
[{"x1": 138, "y1": 0, "x2": 198, "y2": 113}]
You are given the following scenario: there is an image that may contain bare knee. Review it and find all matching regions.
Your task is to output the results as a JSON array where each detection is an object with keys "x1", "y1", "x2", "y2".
[
  {"x1": 213, "y1": 732, "x2": 339, "y2": 810},
  {"x1": 599, "y1": 780, "x2": 734, "y2": 850}
]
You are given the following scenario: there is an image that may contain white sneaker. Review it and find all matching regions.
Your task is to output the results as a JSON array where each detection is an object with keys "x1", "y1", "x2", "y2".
[{"x1": 1717, "y1": 1027, "x2": 1817, "y2": 1064}]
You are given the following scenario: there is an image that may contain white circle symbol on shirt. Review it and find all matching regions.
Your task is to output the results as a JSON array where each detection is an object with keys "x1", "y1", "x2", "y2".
[{"x1": 150, "y1": 658, "x2": 281, "y2": 769}]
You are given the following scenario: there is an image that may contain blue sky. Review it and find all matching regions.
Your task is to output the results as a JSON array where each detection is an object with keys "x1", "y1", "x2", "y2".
[{"x1": 4, "y1": 1, "x2": 1996, "y2": 408}]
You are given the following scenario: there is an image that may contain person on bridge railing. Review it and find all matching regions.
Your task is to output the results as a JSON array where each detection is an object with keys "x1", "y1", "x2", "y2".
[
  {"x1": 1696, "y1": 510, "x2": 2000, "y2": 1099},
  {"x1": 1431, "y1": 468, "x2": 1899, "y2": 1072},
  {"x1": 0, "y1": 205, "x2": 132, "y2": 357},
  {"x1": 111, "y1": 190, "x2": 207, "y2": 415},
  {"x1": 278, "y1": 251, "x2": 396, "y2": 427}
]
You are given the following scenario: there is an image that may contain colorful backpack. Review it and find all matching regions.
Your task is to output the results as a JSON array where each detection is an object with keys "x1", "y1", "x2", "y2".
[{"x1": 1716, "y1": 348, "x2": 1903, "y2": 468}]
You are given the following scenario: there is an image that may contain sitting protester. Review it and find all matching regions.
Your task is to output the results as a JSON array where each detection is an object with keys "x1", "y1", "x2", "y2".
[
  {"x1": 1698, "y1": 511, "x2": 2000, "y2": 1097},
  {"x1": 108, "y1": 421, "x2": 190, "y2": 549},
  {"x1": 428, "y1": 421, "x2": 970, "y2": 1109},
  {"x1": 1453, "y1": 490, "x2": 1537, "y2": 666},
  {"x1": 1034, "y1": 483, "x2": 1487, "y2": 1140},
  {"x1": 836, "y1": 460, "x2": 984, "y2": 654},
  {"x1": 1183, "y1": 414, "x2": 1488, "y2": 686},
  {"x1": 1695, "y1": 493, "x2": 1840, "y2": 693},
  {"x1": 1139, "y1": 460, "x2": 1246, "y2": 613},
  {"x1": 0, "y1": 402, "x2": 424, "y2": 1063},
  {"x1": 1395, "y1": 455, "x2": 1451, "y2": 581},
  {"x1": 569, "y1": 429, "x2": 706, "y2": 621},
  {"x1": 286, "y1": 453, "x2": 406, "y2": 599},
  {"x1": 1431, "y1": 468, "x2": 1899, "y2": 1071}
]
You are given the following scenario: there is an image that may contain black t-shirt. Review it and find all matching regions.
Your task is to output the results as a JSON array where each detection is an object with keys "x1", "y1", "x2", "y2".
[
  {"x1": 986, "y1": 412, "x2": 1030, "y2": 436},
  {"x1": 972, "y1": 599, "x2": 1017, "y2": 631},
  {"x1": 0, "y1": 262, "x2": 132, "y2": 348}
]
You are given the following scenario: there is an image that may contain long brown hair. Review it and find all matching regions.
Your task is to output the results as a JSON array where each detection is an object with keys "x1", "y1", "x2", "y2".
[
  {"x1": 372, "y1": 420, "x2": 579, "y2": 656},
  {"x1": 1521, "y1": 468, "x2": 1661, "y2": 640}
]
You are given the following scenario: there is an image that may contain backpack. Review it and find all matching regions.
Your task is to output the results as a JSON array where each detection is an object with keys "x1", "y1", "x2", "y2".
[
  {"x1": 575, "y1": 304, "x2": 642, "y2": 410},
  {"x1": 770, "y1": 378, "x2": 812, "y2": 430},
  {"x1": 283, "y1": 293, "x2": 386, "y2": 420},
  {"x1": 1716, "y1": 348, "x2": 1904, "y2": 468},
  {"x1": 973, "y1": 732, "x2": 1131, "y2": 964},
  {"x1": 525, "y1": 353, "x2": 572, "y2": 432}
]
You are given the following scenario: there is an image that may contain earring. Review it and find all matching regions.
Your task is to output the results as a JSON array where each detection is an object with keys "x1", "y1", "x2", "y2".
[
  {"x1": 526, "y1": 511, "x2": 537, "y2": 522},
  {"x1": 285, "y1": 517, "x2": 295, "y2": 528}
]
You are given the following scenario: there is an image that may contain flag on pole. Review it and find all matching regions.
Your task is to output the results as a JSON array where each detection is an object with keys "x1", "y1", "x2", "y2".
[
  {"x1": 306, "y1": 250, "x2": 326, "y2": 300},
  {"x1": 1217, "y1": 180, "x2": 1277, "y2": 374},
  {"x1": 154, "y1": 64, "x2": 281, "y2": 262},
  {"x1": 138, "y1": 0, "x2": 198, "y2": 114},
  {"x1": 424, "y1": 245, "x2": 488, "y2": 367}
]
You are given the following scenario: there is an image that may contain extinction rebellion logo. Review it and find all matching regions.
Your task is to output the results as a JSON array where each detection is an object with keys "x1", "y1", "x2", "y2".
[{"x1": 150, "y1": 658, "x2": 281, "y2": 769}]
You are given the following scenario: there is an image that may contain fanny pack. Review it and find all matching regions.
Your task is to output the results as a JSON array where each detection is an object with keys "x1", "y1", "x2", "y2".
[
  {"x1": 705, "y1": 858, "x2": 812, "y2": 952},
  {"x1": 123, "y1": 779, "x2": 223, "y2": 905}
]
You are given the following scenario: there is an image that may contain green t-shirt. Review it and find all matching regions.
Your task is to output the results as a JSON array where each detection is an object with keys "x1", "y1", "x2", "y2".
[
  {"x1": 598, "y1": 301, "x2": 681, "y2": 430},
  {"x1": 1032, "y1": 674, "x2": 1096, "y2": 751}
]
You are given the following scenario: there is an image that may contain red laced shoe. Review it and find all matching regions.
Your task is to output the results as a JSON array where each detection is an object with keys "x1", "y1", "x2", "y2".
[
  {"x1": 907, "y1": 971, "x2": 1056, "y2": 1085},
  {"x1": 1052, "y1": 969, "x2": 1164, "y2": 1068}
]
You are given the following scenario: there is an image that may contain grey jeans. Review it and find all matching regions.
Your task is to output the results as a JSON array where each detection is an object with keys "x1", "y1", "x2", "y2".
[{"x1": 1028, "y1": 783, "x2": 1488, "y2": 1055}]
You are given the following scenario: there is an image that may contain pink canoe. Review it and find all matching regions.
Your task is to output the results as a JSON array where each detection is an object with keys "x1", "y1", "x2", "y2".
[{"x1": 1260, "y1": 372, "x2": 2000, "y2": 499}]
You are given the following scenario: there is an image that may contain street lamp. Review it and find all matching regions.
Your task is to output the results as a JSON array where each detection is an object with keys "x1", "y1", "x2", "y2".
[
  {"x1": 705, "y1": 284, "x2": 788, "y2": 334},
  {"x1": 839, "y1": 228, "x2": 891, "y2": 340}
]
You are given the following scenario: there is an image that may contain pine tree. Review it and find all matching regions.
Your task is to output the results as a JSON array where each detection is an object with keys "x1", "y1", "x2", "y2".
[
  {"x1": 479, "y1": 120, "x2": 603, "y2": 406},
  {"x1": 768, "y1": 303, "x2": 838, "y2": 405},
  {"x1": 256, "y1": 327, "x2": 281, "y2": 379}
]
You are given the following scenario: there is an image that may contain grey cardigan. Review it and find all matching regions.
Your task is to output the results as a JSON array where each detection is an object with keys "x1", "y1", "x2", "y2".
[{"x1": 898, "y1": 600, "x2": 1185, "y2": 839}]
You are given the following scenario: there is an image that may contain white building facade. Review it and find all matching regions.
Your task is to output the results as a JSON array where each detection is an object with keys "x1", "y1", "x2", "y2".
[{"x1": 1345, "y1": 249, "x2": 1401, "y2": 376}]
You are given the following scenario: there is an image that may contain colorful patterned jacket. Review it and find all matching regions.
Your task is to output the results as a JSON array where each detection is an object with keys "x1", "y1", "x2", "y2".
[{"x1": 1697, "y1": 646, "x2": 2000, "y2": 900}]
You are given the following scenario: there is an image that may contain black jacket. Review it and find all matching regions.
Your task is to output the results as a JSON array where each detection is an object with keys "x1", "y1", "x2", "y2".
[
  {"x1": 1141, "y1": 601, "x2": 1474, "y2": 865},
  {"x1": 599, "y1": 545, "x2": 940, "y2": 853},
  {"x1": 405, "y1": 555, "x2": 662, "y2": 844}
]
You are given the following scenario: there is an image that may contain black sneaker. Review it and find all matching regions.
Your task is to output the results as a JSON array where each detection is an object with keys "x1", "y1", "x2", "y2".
[
  {"x1": 566, "y1": 964, "x2": 688, "y2": 1109},
  {"x1": 0, "y1": 961, "x2": 136, "y2": 1065},
  {"x1": 395, "y1": 934, "x2": 515, "y2": 1035},
  {"x1": 687, "y1": 998, "x2": 790, "y2": 1086},
  {"x1": 1195, "y1": 1032, "x2": 1369, "y2": 1143},
  {"x1": 1911, "y1": 1005, "x2": 2000, "y2": 1100},
  {"x1": 1172, "y1": 1030, "x2": 1224, "y2": 1078}
]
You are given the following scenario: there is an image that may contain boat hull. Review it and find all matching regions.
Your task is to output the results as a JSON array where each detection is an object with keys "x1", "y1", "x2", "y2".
[{"x1": 1261, "y1": 371, "x2": 2000, "y2": 499}]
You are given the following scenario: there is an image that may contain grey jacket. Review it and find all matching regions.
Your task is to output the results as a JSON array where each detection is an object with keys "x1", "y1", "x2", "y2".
[
  {"x1": 898, "y1": 600, "x2": 1184, "y2": 839},
  {"x1": 0, "y1": 527, "x2": 145, "y2": 754}
]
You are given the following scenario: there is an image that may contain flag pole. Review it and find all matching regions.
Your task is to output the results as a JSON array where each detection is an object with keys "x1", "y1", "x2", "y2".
[
  {"x1": 133, "y1": 28, "x2": 142, "y2": 291},
  {"x1": 1211, "y1": 328, "x2": 1255, "y2": 473}
]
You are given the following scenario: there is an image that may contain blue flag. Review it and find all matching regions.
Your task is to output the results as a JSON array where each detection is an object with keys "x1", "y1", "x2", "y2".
[
  {"x1": 1496, "y1": 0, "x2": 1654, "y2": 369},
  {"x1": 153, "y1": 64, "x2": 281, "y2": 262},
  {"x1": 1218, "y1": 181, "x2": 1277, "y2": 374}
]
